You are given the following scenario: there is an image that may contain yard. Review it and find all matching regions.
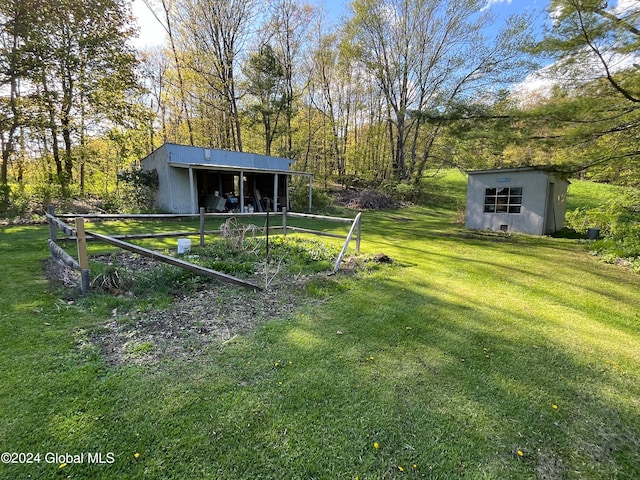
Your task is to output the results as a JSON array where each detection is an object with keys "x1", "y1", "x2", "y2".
[{"x1": 0, "y1": 172, "x2": 639, "y2": 479}]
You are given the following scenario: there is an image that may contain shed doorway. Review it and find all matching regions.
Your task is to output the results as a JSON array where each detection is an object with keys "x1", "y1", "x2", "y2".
[
  {"x1": 545, "y1": 182, "x2": 556, "y2": 234},
  {"x1": 195, "y1": 169, "x2": 289, "y2": 213}
]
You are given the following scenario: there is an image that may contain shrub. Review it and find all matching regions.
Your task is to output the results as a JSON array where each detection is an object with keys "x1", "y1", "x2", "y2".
[
  {"x1": 566, "y1": 191, "x2": 640, "y2": 270},
  {"x1": 116, "y1": 168, "x2": 158, "y2": 213},
  {"x1": 290, "y1": 182, "x2": 332, "y2": 212}
]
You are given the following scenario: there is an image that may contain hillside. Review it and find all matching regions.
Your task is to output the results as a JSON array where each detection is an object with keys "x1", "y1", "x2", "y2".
[{"x1": 0, "y1": 173, "x2": 639, "y2": 479}]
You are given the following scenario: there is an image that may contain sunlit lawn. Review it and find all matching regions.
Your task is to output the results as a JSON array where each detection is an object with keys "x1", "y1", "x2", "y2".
[{"x1": 1, "y1": 173, "x2": 639, "y2": 479}]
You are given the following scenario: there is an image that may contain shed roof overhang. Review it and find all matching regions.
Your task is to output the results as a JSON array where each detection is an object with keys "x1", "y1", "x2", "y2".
[
  {"x1": 466, "y1": 166, "x2": 569, "y2": 176},
  {"x1": 168, "y1": 161, "x2": 313, "y2": 178}
]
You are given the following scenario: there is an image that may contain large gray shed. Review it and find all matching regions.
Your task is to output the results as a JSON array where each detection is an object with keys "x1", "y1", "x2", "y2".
[
  {"x1": 140, "y1": 143, "x2": 313, "y2": 214},
  {"x1": 465, "y1": 167, "x2": 569, "y2": 235}
]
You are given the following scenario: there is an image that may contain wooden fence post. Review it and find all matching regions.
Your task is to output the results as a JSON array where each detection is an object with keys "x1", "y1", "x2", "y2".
[
  {"x1": 199, "y1": 207, "x2": 205, "y2": 247},
  {"x1": 75, "y1": 218, "x2": 90, "y2": 296},
  {"x1": 47, "y1": 205, "x2": 57, "y2": 243},
  {"x1": 282, "y1": 207, "x2": 287, "y2": 236}
]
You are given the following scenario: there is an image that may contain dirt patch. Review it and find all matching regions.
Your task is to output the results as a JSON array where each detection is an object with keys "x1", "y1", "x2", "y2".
[
  {"x1": 91, "y1": 275, "x2": 310, "y2": 366},
  {"x1": 43, "y1": 258, "x2": 81, "y2": 289},
  {"x1": 43, "y1": 253, "x2": 355, "y2": 366}
]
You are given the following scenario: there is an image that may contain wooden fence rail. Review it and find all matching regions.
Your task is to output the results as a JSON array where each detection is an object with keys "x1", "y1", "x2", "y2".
[
  {"x1": 46, "y1": 206, "x2": 91, "y2": 295},
  {"x1": 84, "y1": 229, "x2": 261, "y2": 290},
  {"x1": 45, "y1": 205, "x2": 362, "y2": 294},
  {"x1": 47, "y1": 239, "x2": 80, "y2": 270}
]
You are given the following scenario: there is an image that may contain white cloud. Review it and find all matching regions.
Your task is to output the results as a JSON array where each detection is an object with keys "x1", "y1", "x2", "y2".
[
  {"x1": 481, "y1": 0, "x2": 513, "y2": 12},
  {"x1": 485, "y1": 0, "x2": 513, "y2": 6},
  {"x1": 612, "y1": 0, "x2": 638, "y2": 14}
]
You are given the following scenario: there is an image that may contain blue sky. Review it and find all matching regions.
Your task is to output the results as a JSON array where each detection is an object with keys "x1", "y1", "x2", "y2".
[{"x1": 133, "y1": 0, "x2": 553, "y2": 48}]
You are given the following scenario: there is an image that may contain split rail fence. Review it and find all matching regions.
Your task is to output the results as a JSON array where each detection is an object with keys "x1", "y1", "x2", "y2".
[{"x1": 46, "y1": 206, "x2": 362, "y2": 295}]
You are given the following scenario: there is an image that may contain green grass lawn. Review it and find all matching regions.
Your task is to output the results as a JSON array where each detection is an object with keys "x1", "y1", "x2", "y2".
[{"x1": 1, "y1": 174, "x2": 639, "y2": 479}]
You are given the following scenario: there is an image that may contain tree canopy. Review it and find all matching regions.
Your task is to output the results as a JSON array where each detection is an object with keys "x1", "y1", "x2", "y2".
[{"x1": 1, "y1": 0, "x2": 639, "y2": 215}]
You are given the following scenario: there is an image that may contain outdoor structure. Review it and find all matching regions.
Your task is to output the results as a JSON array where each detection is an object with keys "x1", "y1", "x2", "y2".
[
  {"x1": 140, "y1": 143, "x2": 313, "y2": 214},
  {"x1": 465, "y1": 167, "x2": 569, "y2": 235}
]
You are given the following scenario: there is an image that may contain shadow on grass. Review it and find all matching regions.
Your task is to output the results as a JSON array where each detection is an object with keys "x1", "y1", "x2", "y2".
[
  {"x1": 2, "y1": 220, "x2": 639, "y2": 480},
  {"x1": 240, "y1": 269, "x2": 640, "y2": 479}
]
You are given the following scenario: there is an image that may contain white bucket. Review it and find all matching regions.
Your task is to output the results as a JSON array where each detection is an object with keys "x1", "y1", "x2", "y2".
[{"x1": 177, "y1": 238, "x2": 192, "y2": 254}]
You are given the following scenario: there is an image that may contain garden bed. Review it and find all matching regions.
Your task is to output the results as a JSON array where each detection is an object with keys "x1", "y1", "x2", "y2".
[
  {"x1": 82, "y1": 261, "x2": 321, "y2": 366},
  {"x1": 44, "y1": 237, "x2": 385, "y2": 366}
]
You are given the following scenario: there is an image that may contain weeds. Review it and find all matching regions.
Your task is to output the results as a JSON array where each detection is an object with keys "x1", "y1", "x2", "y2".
[
  {"x1": 565, "y1": 188, "x2": 640, "y2": 271},
  {"x1": 220, "y1": 217, "x2": 261, "y2": 252},
  {"x1": 91, "y1": 258, "x2": 133, "y2": 293}
]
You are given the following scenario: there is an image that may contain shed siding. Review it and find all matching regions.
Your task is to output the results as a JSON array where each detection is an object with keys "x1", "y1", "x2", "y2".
[
  {"x1": 465, "y1": 169, "x2": 568, "y2": 235},
  {"x1": 141, "y1": 146, "x2": 192, "y2": 212},
  {"x1": 140, "y1": 143, "x2": 305, "y2": 214}
]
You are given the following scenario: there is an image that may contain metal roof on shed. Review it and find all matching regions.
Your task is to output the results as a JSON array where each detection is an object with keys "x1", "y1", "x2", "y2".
[
  {"x1": 168, "y1": 161, "x2": 312, "y2": 177},
  {"x1": 467, "y1": 166, "x2": 568, "y2": 176},
  {"x1": 142, "y1": 143, "x2": 295, "y2": 172}
]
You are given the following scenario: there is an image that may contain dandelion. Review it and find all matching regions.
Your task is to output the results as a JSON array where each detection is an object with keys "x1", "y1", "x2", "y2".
[
  {"x1": 398, "y1": 465, "x2": 404, "y2": 472},
  {"x1": 373, "y1": 442, "x2": 379, "y2": 449},
  {"x1": 134, "y1": 452, "x2": 140, "y2": 459},
  {"x1": 517, "y1": 450, "x2": 524, "y2": 457},
  {"x1": 412, "y1": 464, "x2": 418, "y2": 469},
  {"x1": 59, "y1": 463, "x2": 67, "y2": 469},
  {"x1": 552, "y1": 404, "x2": 559, "y2": 410}
]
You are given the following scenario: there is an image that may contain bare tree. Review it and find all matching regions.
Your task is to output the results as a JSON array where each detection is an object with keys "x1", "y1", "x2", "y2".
[
  {"x1": 178, "y1": 0, "x2": 257, "y2": 151},
  {"x1": 262, "y1": 0, "x2": 314, "y2": 157},
  {"x1": 347, "y1": 0, "x2": 531, "y2": 181},
  {"x1": 142, "y1": 0, "x2": 195, "y2": 145}
]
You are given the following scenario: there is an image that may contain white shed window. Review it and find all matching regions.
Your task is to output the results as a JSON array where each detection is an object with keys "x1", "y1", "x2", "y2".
[{"x1": 484, "y1": 187, "x2": 522, "y2": 213}]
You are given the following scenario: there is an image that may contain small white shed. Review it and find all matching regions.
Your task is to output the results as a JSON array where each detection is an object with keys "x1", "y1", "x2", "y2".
[
  {"x1": 465, "y1": 167, "x2": 569, "y2": 235},
  {"x1": 140, "y1": 143, "x2": 313, "y2": 214}
]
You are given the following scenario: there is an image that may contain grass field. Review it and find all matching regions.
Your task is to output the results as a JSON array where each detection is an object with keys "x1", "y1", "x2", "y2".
[{"x1": 1, "y1": 172, "x2": 639, "y2": 479}]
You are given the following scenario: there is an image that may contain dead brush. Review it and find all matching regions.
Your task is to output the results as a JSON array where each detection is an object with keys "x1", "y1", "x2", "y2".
[
  {"x1": 220, "y1": 217, "x2": 260, "y2": 253},
  {"x1": 91, "y1": 257, "x2": 133, "y2": 294}
]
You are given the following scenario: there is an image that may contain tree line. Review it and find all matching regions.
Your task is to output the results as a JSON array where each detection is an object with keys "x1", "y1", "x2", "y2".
[{"x1": 1, "y1": 0, "x2": 638, "y2": 214}]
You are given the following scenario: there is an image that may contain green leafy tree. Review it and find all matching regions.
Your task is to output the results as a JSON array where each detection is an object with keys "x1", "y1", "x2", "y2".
[
  {"x1": 538, "y1": 0, "x2": 639, "y2": 102},
  {"x1": 525, "y1": 1, "x2": 640, "y2": 184},
  {"x1": 346, "y1": 0, "x2": 534, "y2": 182},
  {"x1": 244, "y1": 44, "x2": 288, "y2": 156},
  {"x1": 20, "y1": 0, "x2": 139, "y2": 189},
  {"x1": 0, "y1": 0, "x2": 34, "y2": 209}
]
